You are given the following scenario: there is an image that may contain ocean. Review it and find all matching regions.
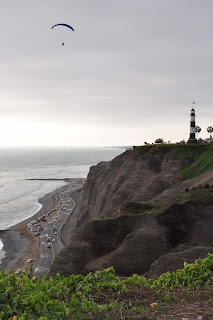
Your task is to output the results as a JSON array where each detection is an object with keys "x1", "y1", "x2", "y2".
[{"x1": 0, "y1": 146, "x2": 125, "y2": 261}]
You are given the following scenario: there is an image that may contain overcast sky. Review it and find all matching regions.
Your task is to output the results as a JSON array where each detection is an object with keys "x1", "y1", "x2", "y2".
[{"x1": 1, "y1": 0, "x2": 213, "y2": 146}]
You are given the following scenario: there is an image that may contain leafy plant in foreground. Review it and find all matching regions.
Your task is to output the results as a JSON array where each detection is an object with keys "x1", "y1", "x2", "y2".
[{"x1": 0, "y1": 255, "x2": 213, "y2": 319}]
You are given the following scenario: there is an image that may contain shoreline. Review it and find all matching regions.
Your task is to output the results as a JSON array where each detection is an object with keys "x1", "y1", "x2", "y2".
[
  {"x1": 0, "y1": 178, "x2": 85, "y2": 273},
  {"x1": 0, "y1": 188, "x2": 60, "y2": 272}
]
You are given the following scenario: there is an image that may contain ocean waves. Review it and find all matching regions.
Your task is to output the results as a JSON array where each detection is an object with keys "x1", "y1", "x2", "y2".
[{"x1": 0, "y1": 147, "x2": 124, "y2": 230}]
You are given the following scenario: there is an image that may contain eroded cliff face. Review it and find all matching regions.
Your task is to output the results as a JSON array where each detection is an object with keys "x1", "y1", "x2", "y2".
[
  {"x1": 76, "y1": 145, "x2": 186, "y2": 226},
  {"x1": 50, "y1": 145, "x2": 213, "y2": 277}
]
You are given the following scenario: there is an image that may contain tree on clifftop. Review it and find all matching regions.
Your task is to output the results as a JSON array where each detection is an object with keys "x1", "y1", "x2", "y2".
[
  {"x1": 207, "y1": 126, "x2": 213, "y2": 143},
  {"x1": 195, "y1": 125, "x2": 201, "y2": 139},
  {"x1": 155, "y1": 138, "x2": 164, "y2": 144}
]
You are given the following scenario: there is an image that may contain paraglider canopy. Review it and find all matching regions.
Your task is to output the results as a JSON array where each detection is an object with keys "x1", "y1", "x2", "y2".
[{"x1": 51, "y1": 23, "x2": 74, "y2": 31}]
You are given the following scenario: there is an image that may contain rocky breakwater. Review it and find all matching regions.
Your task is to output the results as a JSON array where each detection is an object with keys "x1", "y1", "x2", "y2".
[{"x1": 50, "y1": 144, "x2": 213, "y2": 277}]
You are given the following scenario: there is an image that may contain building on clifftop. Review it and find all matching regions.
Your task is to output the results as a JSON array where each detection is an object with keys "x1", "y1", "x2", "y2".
[{"x1": 187, "y1": 108, "x2": 197, "y2": 144}]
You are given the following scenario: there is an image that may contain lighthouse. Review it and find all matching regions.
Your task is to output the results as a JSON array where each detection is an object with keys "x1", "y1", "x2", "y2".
[{"x1": 187, "y1": 108, "x2": 197, "y2": 143}]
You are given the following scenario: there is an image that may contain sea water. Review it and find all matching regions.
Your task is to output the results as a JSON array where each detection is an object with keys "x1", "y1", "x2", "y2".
[
  {"x1": 0, "y1": 146, "x2": 125, "y2": 230},
  {"x1": 0, "y1": 146, "x2": 125, "y2": 259}
]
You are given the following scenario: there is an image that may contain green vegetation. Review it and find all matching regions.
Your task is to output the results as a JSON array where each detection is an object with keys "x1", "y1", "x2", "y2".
[
  {"x1": 133, "y1": 143, "x2": 213, "y2": 180},
  {"x1": 204, "y1": 182, "x2": 210, "y2": 188},
  {"x1": 1, "y1": 254, "x2": 213, "y2": 319},
  {"x1": 135, "y1": 186, "x2": 213, "y2": 217},
  {"x1": 158, "y1": 185, "x2": 213, "y2": 210},
  {"x1": 177, "y1": 144, "x2": 213, "y2": 180},
  {"x1": 151, "y1": 143, "x2": 213, "y2": 180},
  {"x1": 154, "y1": 138, "x2": 164, "y2": 144},
  {"x1": 135, "y1": 208, "x2": 162, "y2": 216}
]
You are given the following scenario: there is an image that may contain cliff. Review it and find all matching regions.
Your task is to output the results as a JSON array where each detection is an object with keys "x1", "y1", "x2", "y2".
[{"x1": 50, "y1": 144, "x2": 213, "y2": 277}]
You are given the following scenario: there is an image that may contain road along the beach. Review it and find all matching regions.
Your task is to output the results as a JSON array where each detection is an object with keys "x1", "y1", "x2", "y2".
[{"x1": 34, "y1": 186, "x2": 77, "y2": 277}]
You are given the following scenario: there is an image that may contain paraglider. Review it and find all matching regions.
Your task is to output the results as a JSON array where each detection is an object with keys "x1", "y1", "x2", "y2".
[
  {"x1": 51, "y1": 23, "x2": 74, "y2": 31},
  {"x1": 51, "y1": 24, "x2": 74, "y2": 46}
]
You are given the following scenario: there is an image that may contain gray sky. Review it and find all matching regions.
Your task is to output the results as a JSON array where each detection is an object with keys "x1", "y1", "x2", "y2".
[{"x1": 1, "y1": 0, "x2": 213, "y2": 146}]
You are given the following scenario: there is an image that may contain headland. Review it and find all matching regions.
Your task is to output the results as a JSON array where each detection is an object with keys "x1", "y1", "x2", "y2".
[{"x1": 47, "y1": 144, "x2": 213, "y2": 278}]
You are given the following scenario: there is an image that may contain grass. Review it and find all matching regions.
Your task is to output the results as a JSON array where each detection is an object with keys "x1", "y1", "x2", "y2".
[
  {"x1": 181, "y1": 144, "x2": 213, "y2": 180},
  {"x1": 133, "y1": 143, "x2": 213, "y2": 180}
]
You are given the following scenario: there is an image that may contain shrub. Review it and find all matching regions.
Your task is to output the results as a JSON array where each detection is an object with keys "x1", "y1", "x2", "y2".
[
  {"x1": 155, "y1": 138, "x2": 163, "y2": 144},
  {"x1": 204, "y1": 182, "x2": 210, "y2": 188}
]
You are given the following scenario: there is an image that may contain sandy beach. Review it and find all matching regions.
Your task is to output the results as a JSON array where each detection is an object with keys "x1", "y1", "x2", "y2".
[{"x1": 0, "y1": 178, "x2": 85, "y2": 274}]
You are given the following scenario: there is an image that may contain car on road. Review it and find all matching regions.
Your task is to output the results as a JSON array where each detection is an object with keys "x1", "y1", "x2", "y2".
[
  {"x1": 47, "y1": 243, "x2": 51, "y2": 248},
  {"x1": 15, "y1": 269, "x2": 21, "y2": 274}
]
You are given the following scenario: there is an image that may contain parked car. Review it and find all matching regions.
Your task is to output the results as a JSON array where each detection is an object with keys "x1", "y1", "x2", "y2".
[{"x1": 15, "y1": 269, "x2": 21, "y2": 274}]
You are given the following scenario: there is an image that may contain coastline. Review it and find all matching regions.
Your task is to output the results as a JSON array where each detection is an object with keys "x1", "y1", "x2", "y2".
[
  {"x1": 0, "y1": 178, "x2": 85, "y2": 273},
  {"x1": 0, "y1": 188, "x2": 59, "y2": 272}
]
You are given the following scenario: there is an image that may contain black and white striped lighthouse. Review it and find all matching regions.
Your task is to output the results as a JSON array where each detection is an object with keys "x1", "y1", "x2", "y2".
[{"x1": 187, "y1": 108, "x2": 197, "y2": 143}]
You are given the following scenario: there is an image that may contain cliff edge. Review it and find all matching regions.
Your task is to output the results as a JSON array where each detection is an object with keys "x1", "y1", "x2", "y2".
[{"x1": 50, "y1": 144, "x2": 213, "y2": 277}]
